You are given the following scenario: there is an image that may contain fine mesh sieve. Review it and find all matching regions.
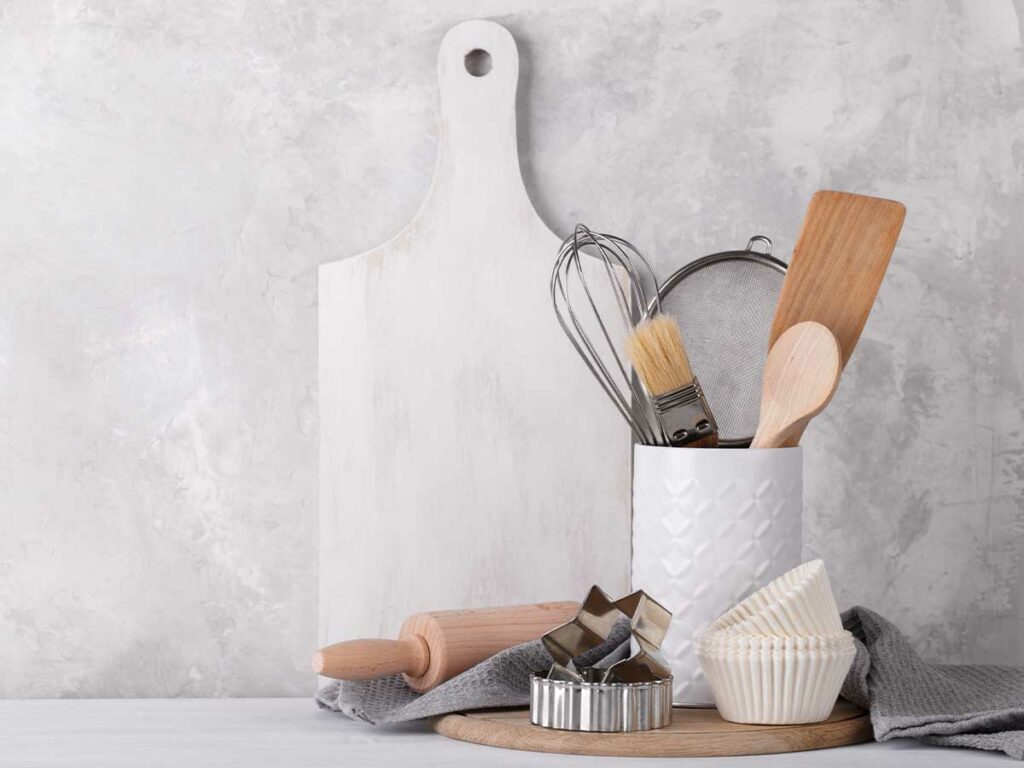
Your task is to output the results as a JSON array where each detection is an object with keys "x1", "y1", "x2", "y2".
[{"x1": 655, "y1": 236, "x2": 787, "y2": 447}]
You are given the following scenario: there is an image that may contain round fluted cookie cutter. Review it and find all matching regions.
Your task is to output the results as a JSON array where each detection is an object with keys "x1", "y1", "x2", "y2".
[
  {"x1": 531, "y1": 585, "x2": 674, "y2": 732},
  {"x1": 530, "y1": 671, "x2": 673, "y2": 732}
]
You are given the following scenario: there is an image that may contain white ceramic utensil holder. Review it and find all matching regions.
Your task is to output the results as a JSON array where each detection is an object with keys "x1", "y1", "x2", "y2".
[{"x1": 631, "y1": 445, "x2": 803, "y2": 706}]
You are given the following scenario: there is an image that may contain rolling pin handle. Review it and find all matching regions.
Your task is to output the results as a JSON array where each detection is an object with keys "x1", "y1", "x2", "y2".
[{"x1": 312, "y1": 636, "x2": 430, "y2": 680}]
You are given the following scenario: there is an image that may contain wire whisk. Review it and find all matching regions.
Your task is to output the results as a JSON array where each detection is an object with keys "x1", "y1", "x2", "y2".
[{"x1": 551, "y1": 225, "x2": 665, "y2": 446}]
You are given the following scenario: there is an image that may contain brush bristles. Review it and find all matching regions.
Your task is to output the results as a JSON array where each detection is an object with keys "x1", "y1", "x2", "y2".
[{"x1": 626, "y1": 316, "x2": 695, "y2": 396}]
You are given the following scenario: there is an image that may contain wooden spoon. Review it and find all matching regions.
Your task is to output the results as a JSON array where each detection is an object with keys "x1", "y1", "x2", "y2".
[
  {"x1": 751, "y1": 322, "x2": 841, "y2": 448},
  {"x1": 769, "y1": 190, "x2": 905, "y2": 443}
]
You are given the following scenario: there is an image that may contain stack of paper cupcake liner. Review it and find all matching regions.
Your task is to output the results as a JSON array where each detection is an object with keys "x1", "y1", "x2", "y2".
[{"x1": 696, "y1": 560, "x2": 856, "y2": 724}]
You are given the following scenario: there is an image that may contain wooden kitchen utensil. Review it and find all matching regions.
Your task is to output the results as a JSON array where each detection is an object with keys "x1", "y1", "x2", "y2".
[
  {"x1": 768, "y1": 191, "x2": 904, "y2": 443},
  {"x1": 751, "y1": 322, "x2": 841, "y2": 448},
  {"x1": 433, "y1": 700, "x2": 871, "y2": 757},
  {"x1": 313, "y1": 600, "x2": 579, "y2": 693},
  {"x1": 318, "y1": 21, "x2": 630, "y2": 647}
]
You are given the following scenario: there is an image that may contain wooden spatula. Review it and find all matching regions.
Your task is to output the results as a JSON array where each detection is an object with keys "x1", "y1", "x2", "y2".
[
  {"x1": 752, "y1": 322, "x2": 842, "y2": 448},
  {"x1": 768, "y1": 190, "x2": 905, "y2": 444}
]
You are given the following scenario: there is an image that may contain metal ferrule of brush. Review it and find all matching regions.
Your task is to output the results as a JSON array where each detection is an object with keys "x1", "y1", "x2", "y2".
[{"x1": 651, "y1": 378, "x2": 718, "y2": 447}]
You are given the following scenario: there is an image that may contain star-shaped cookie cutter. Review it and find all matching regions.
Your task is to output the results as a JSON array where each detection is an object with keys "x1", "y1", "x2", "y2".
[{"x1": 541, "y1": 584, "x2": 672, "y2": 684}]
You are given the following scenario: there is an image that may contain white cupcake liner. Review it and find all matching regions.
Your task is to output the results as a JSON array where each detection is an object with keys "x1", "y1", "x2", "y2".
[
  {"x1": 696, "y1": 632, "x2": 856, "y2": 725},
  {"x1": 706, "y1": 560, "x2": 842, "y2": 638},
  {"x1": 696, "y1": 632, "x2": 853, "y2": 653}
]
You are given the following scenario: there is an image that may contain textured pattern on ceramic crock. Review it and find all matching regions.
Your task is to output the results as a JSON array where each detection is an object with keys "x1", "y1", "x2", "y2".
[{"x1": 632, "y1": 446, "x2": 803, "y2": 704}]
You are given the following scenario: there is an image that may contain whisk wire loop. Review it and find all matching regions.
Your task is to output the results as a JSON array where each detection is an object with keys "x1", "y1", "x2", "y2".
[{"x1": 551, "y1": 225, "x2": 665, "y2": 445}]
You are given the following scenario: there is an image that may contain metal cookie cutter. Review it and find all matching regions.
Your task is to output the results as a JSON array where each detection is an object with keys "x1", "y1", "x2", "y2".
[{"x1": 531, "y1": 586, "x2": 673, "y2": 732}]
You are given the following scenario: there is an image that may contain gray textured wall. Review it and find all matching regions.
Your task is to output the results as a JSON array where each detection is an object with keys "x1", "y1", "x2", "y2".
[{"x1": 1, "y1": 0, "x2": 1022, "y2": 697}]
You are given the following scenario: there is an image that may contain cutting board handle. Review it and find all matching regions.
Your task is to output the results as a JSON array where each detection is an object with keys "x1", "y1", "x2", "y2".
[{"x1": 433, "y1": 20, "x2": 529, "y2": 211}]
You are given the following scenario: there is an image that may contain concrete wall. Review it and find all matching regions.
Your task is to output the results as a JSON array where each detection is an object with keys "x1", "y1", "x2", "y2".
[{"x1": 1, "y1": 0, "x2": 1021, "y2": 696}]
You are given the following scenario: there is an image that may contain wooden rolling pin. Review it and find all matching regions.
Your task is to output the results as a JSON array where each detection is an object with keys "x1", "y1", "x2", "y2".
[{"x1": 313, "y1": 600, "x2": 580, "y2": 693}]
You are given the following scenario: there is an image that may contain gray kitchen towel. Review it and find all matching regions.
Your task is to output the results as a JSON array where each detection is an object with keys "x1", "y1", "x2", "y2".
[
  {"x1": 319, "y1": 605, "x2": 1024, "y2": 759},
  {"x1": 316, "y1": 620, "x2": 631, "y2": 725},
  {"x1": 842, "y1": 606, "x2": 1024, "y2": 759}
]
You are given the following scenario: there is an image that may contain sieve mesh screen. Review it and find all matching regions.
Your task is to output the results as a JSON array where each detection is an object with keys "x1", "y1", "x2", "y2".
[{"x1": 659, "y1": 257, "x2": 785, "y2": 445}]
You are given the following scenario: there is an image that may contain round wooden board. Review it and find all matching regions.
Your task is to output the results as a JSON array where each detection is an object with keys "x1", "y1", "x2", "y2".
[{"x1": 432, "y1": 700, "x2": 873, "y2": 758}]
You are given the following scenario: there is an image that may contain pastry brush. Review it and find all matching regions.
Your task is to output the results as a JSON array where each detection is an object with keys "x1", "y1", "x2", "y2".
[{"x1": 627, "y1": 315, "x2": 718, "y2": 447}]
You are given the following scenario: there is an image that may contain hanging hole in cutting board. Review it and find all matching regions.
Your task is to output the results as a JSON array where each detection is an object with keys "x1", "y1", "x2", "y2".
[{"x1": 464, "y1": 48, "x2": 492, "y2": 77}]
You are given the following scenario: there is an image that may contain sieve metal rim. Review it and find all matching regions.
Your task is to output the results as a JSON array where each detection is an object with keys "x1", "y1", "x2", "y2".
[
  {"x1": 657, "y1": 238, "x2": 787, "y2": 300},
  {"x1": 649, "y1": 236, "x2": 788, "y2": 449}
]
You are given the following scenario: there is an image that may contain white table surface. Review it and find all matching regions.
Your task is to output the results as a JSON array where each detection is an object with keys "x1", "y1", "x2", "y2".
[{"x1": 0, "y1": 698, "x2": 1006, "y2": 767}]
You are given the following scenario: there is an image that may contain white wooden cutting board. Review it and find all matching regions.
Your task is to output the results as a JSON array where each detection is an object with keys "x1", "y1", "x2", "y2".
[{"x1": 319, "y1": 20, "x2": 631, "y2": 644}]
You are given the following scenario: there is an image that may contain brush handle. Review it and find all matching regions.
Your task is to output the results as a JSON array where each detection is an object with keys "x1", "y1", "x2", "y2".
[{"x1": 313, "y1": 637, "x2": 430, "y2": 681}]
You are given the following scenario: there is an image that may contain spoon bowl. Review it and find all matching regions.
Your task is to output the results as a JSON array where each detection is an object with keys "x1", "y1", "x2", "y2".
[{"x1": 751, "y1": 322, "x2": 842, "y2": 449}]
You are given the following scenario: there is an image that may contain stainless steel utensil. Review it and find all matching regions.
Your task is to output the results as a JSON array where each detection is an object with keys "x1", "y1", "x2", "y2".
[
  {"x1": 532, "y1": 585, "x2": 674, "y2": 732},
  {"x1": 655, "y1": 237, "x2": 788, "y2": 447},
  {"x1": 530, "y1": 674, "x2": 673, "y2": 732},
  {"x1": 551, "y1": 225, "x2": 665, "y2": 445}
]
